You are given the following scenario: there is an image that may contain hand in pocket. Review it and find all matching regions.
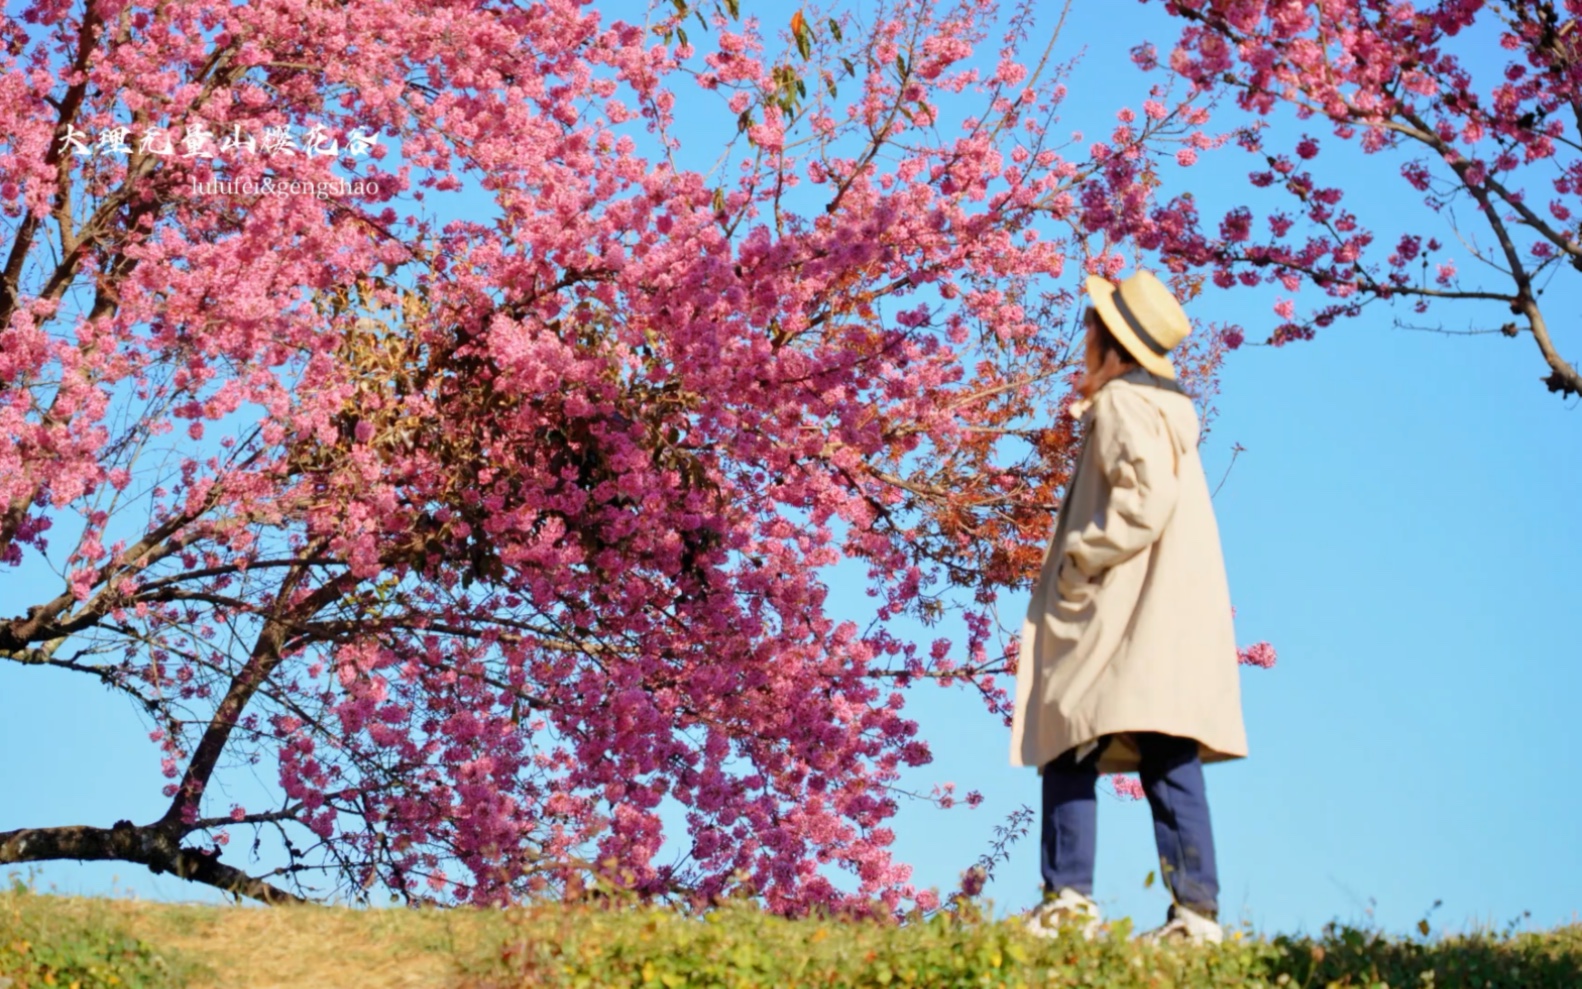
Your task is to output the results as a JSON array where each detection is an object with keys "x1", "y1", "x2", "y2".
[{"x1": 1055, "y1": 554, "x2": 1100, "y2": 606}]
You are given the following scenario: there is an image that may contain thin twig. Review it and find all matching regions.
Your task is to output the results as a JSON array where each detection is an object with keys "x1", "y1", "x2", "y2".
[{"x1": 1211, "y1": 443, "x2": 1245, "y2": 499}]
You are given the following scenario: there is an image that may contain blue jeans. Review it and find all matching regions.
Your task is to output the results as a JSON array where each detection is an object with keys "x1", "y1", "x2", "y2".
[{"x1": 1040, "y1": 731, "x2": 1220, "y2": 917}]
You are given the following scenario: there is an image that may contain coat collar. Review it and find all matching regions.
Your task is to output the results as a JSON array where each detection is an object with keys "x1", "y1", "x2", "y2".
[{"x1": 1067, "y1": 367, "x2": 1185, "y2": 422}]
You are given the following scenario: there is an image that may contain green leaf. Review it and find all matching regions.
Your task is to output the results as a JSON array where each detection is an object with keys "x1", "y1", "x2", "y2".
[
  {"x1": 712, "y1": 187, "x2": 725, "y2": 213},
  {"x1": 1417, "y1": 918, "x2": 1431, "y2": 936},
  {"x1": 895, "y1": 53, "x2": 907, "y2": 78},
  {"x1": 828, "y1": 17, "x2": 841, "y2": 41},
  {"x1": 676, "y1": 26, "x2": 687, "y2": 47},
  {"x1": 791, "y1": 10, "x2": 813, "y2": 60},
  {"x1": 725, "y1": 0, "x2": 739, "y2": 18},
  {"x1": 841, "y1": 56, "x2": 855, "y2": 77},
  {"x1": 670, "y1": 0, "x2": 685, "y2": 13},
  {"x1": 1143, "y1": 870, "x2": 1156, "y2": 889}
]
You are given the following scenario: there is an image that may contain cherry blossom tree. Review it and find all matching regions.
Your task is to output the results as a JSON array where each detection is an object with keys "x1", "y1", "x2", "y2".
[
  {"x1": 1141, "y1": 0, "x2": 1582, "y2": 400},
  {"x1": 0, "y1": 0, "x2": 1258, "y2": 913}
]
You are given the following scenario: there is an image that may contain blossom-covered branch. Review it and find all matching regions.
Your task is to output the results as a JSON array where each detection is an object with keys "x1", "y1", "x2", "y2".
[{"x1": 1143, "y1": 0, "x2": 1582, "y2": 398}]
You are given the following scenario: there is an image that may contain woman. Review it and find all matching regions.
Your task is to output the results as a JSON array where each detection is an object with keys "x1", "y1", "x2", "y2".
[{"x1": 1009, "y1": 270, "x2": 1248, "y2": 945}]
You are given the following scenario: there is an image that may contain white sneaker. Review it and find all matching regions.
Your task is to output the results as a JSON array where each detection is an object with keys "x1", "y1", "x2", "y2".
[
  {"x1": 1138, "y1": 903, "x2": 1224, "y2": 945},
  {"x1": 1024, "y1": 887, "x2": 1103, "y2": 941}
]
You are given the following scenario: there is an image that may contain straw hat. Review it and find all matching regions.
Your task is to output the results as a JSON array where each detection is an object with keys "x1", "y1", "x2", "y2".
[{"x1": 1084, "y1": 270, "x2": 1191, "y2": 380}]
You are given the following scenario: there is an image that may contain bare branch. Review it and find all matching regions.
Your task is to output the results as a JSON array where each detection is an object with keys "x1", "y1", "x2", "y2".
[{"x1": 0, "y1": 820, "x2": 305, "y2": 905}]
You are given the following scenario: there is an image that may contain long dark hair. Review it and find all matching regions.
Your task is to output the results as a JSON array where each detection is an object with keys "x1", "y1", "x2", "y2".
[{"x1": 1077, "y1": 306, "x2": 1141, "y2": 400}]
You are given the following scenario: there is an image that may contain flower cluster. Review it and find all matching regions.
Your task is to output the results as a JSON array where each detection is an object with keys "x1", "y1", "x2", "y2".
[
  {"x1": 1135, "y1": 0, "x2": 1582, "y2": 395},
  {"x1": 0, "y1": 0, "x2": 1248, "y2": 915}
]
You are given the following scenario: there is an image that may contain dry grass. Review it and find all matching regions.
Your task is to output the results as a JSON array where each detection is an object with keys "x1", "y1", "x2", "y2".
[{"x1": 2, "y1": 890, "x2": 513, "y2": 989}]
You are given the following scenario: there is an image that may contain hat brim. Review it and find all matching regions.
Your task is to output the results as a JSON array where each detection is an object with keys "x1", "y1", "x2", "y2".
[{"x1": 1084, "y1": 275, "x2": 1178, "y2": 380}]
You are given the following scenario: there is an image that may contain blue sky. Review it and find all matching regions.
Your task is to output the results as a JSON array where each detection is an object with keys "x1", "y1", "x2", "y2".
[{"x1": 3, "y1": 0, "x2": 1579, "y2": 939}]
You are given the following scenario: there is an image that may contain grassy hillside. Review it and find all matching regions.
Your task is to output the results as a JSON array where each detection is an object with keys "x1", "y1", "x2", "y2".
[{"x1": 2, "y1": 884, "x2": 1579, "y2": 988}]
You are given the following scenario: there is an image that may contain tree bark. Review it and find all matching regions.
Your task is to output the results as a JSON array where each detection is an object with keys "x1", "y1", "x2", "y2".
[{"x1": 0, "y1": 819, "x2": 304, "y2": 904}]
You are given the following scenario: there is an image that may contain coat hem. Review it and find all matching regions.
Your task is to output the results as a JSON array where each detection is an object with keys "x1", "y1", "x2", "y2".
[{"x1": 1016, "y1": 729, "x2": 1247, "y2": 774}]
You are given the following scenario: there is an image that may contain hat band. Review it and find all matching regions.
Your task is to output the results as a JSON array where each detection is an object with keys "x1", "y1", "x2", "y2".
[{"x1": 1110, "y1": 288, "x2": 1171, "y2": 356}]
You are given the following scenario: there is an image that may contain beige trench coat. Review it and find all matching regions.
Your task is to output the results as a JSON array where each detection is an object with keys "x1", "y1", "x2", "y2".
[{"x1": 1009, "y1": 368, "x2": 1247, "y2": 774}]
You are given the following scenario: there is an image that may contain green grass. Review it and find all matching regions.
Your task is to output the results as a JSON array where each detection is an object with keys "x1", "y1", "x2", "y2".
[
  {"x1": 1, "y1": 882, "x2": 1578, "y2": 988},
  {"x1": 461, "y1": 903, "x2": 1582, "y2": 989},
  {"x1": 0, "y1": 884, "x2": 202, "y2": 989}
]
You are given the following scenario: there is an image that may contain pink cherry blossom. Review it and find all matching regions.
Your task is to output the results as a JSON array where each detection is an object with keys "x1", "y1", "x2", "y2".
[
  {"x1": 1110, "y1": 775, "x2": 1146, "y2": 801},
  {"x1": 1238, "y1": 642, "x2": 1279, "y2": 669},
  {"x1": 1140, "y1": 0, "x2": 1582, "y2": 397},
  {"x1": 0, "y1": 0, "x2": 1267, "y2": 916}
]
